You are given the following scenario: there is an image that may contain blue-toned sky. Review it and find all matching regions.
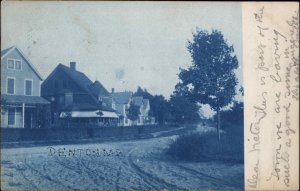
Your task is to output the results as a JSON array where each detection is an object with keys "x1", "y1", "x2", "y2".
[{"x1": 1, "y1": 2, "x2": 242, "y2": 100}]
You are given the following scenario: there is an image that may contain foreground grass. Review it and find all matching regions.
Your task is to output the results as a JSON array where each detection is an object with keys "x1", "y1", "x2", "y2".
[{"x1": 166, "y1": 125, "x2": 243, "y2": 163}]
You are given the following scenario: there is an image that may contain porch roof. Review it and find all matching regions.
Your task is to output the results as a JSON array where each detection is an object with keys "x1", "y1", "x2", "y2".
[
  {"x1": 60, "y1": 110, "x2": 119, "y2": 118},
  {"x1": 1, "y1": 94, "x2": 50, "y2": 105}
]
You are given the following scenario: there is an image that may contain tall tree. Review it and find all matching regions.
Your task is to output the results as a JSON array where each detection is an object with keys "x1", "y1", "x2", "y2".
[{"x1": 179, "y1": 29, "x2": 239, "y2": 142}]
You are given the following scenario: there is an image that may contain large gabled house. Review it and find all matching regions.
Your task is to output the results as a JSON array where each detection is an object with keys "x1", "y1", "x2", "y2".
[
  {"x1": 1, "y1": 46, "x2": 50, "y2": 128},
  {"x1": 41, "y1": 62, "x2": 118, "y2": 127}
]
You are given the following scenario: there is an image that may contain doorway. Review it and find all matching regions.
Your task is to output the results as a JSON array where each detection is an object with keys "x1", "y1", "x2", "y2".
[{"x1": 25, "y1": 108, "x2": 32, "y2": 128}]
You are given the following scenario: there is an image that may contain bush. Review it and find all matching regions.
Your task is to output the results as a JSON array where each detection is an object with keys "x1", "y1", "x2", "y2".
[
  {"x1": 167, "y1": 132, "x2": 219, "y2": 162},
  {"x1": 167, "y1": 130, "x2": 243, "y2": 163},
  {"x1": 220, "y1": 123, "x2": 244, "y2": 163}
]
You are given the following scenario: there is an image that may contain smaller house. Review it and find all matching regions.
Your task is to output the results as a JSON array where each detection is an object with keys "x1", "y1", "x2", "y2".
[
  {"x1": 111, "y1": 91, "x2": 133, "y2": 126},
  {"x1": 112, "y1": 90, "x2": 154, "y2": 126},
  {"x1": 132, "y1": 96, "x2": 151, "y2": 125},
  {"x1": 1, "y1": 46, "x2": 50, "y2": 128}
]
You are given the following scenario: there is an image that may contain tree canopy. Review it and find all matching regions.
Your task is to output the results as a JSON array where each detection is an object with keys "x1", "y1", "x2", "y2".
[
  {"x1": 126, "y1": 102, "x2": 140, "y2": 121},
  {"x1": 178, "y1": 29, "x2": 239, "y2": 141},
  {"x1": 169, "y1": 93, "x2": 200, "y2": 124},
  {"x1": 179, "y1": 29, "x2": 238, "y2": 110}
]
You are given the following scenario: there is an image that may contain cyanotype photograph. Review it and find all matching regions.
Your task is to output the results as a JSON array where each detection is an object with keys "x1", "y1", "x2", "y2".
[{"x1": 1, "y1": 2, "x2": 244, "y2": 191}]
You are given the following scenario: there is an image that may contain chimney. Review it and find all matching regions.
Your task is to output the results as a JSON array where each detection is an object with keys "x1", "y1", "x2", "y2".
[
  {"x1": 70, "y1": 62, "x2": 76, "y2": 70},
  {"x1": 111, "y1": 88, "x2": 115, "y2": 93}
]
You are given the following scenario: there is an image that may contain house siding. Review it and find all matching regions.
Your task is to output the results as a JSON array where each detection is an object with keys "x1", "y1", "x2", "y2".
[
  {"x1": 41, "y1": 68, "x2": 96, "y2": 107},
  {"x1": 1, "y1": 47, "x2": 48, "y2": 128},
  {"x1": 1, "y1": 49, "x2": 41, "y2": 96}
]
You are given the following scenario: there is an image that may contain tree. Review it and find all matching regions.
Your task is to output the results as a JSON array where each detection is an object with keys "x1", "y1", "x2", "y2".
[
  {"x1": 133, "y1": 86, "x2": 153, "y2": 100},
  {"x1": 179, "y1": 29, "x2": 239, "y2": 142},
  {"x1": 169, "y1": 92, "x2": 200, "y2": 124},
  {"x1": 149, "y1": 95, "x2": 170, "y2": 124},
  {"x1": 126, "y1": 102, "x2": 140, "y2": 122}
]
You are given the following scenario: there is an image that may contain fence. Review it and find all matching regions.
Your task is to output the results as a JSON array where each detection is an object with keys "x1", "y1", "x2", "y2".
[{"x1": 1, "y1": 124, "x2": 179, "y2": 143}]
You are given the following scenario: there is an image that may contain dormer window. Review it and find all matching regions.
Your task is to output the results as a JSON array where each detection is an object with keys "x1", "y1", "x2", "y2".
[{"x1": 7, "y1": 58, "x2": 22, "y2": 70}]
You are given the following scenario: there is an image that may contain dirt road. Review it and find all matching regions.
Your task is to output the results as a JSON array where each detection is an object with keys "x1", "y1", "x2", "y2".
[{"x1": 1, "y1": 131, "x2": 243, "y2": 191}]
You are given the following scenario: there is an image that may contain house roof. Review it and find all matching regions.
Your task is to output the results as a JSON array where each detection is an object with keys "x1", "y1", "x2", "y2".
[
  {"x1": 1, "y1": 94, "x2": 50, "y2": 105},
  {"x1": 59, "y1": 64, "x2": 94, "y2": 93},
  {"x1": 112, "y1": 92, "x2": 132, "y2": 104},
  {"x1": 132, "y1": 97, "x2": 149, "y2": 109},
  {"x1": 1, "y1": 46, "x2": 43, "y2": 80},
  {"x1": 1, "y1": 46, "x2": 14, "y2": 57},
  {"x1": 132, "y1": 96, "x2": 143, "y2": 106},
  {"x1": 58, "y1": 64, "x2": 110, "y2": 98},
  {"x1": 43, "y1": 63, "x2": 114, "y2": 112},
  {"x1": 89, "y1": 80, "x2": 110, "y2": 97},
  {"x1": 142, "y1": 99, "x2": 149, "y2": 108}
]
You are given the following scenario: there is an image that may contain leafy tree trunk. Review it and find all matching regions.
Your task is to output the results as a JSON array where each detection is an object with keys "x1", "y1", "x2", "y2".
[{"x1": 216, "y1": 107, "x2": 221, "y2": 143}]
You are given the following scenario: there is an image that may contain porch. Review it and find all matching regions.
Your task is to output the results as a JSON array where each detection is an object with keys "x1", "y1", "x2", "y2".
[
  {"x1": 1, "y1": 95, "x2": 50, "y2": 128},
  {"x1": 59, "y1": 110, "x2": 119, "y2": 127}
]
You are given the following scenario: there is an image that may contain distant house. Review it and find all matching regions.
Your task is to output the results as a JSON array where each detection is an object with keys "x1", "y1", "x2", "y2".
[
  {"x1": 112, "y1": 90, "x2": 153, "y2": 126},
  {"x1": 111, "y1": 91, "x2": 133, "y2": 126},
  {"x1": 41, "y1": 62, "x2": 118, "y2": 126},
  {"x1": 1, "y1": 46, "x2": 50, "y2": 128},
  {"x1": 132, "y1": 96, "x2": 151, "y2": 125}
]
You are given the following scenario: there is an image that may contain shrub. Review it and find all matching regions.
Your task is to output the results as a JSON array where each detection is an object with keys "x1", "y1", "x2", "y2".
[
  {"x1": 167, "y1": 130, "x2": 243, "y2": 163},
  {"x1": 220, "y1": 124, "x2": 244, "y2": 163},
  {"x1": 166, "y1": 132, "x2": 219, "y2": 162}
]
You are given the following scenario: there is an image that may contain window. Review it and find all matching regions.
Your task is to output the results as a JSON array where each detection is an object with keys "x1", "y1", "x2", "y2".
[
  {"x1": 8, "y1": 108, "x2": 15, "y2": 126},
  {"x1": 7, "y1": 59, "x2": 22, "y2": 70},
  {"x1": 62, "y1": 80, "x2": 67, "y2": 88},
  {"x1": 65, "y1": 93, "x2": 73, "y2": 106},
  {"x1": 7, "y1": 78, "x2": 15, "y2": 94},
  {"x1": 25, "y1": 80, "x2": 33, "y2": 96},
  {"x1": 15, "y1": 60, "x2": 22, "y2": 70},
  {"x1": 8, "y1": 59, "x2": 14, "y2": 69},
  {"x1": 59, "y1": 95, "x2": 65, "y2": 104},
  {"x1": 54, "y1": 80, "x2": 59, "y2": 88}
]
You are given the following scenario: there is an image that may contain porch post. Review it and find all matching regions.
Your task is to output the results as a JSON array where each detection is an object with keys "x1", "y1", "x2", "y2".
[
  {"x1": 22, "y1": 103, "x2": 25, "y2": 128},
  {"x1": 31, "y1": 110, "x2": 33, "y2": 128}
]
